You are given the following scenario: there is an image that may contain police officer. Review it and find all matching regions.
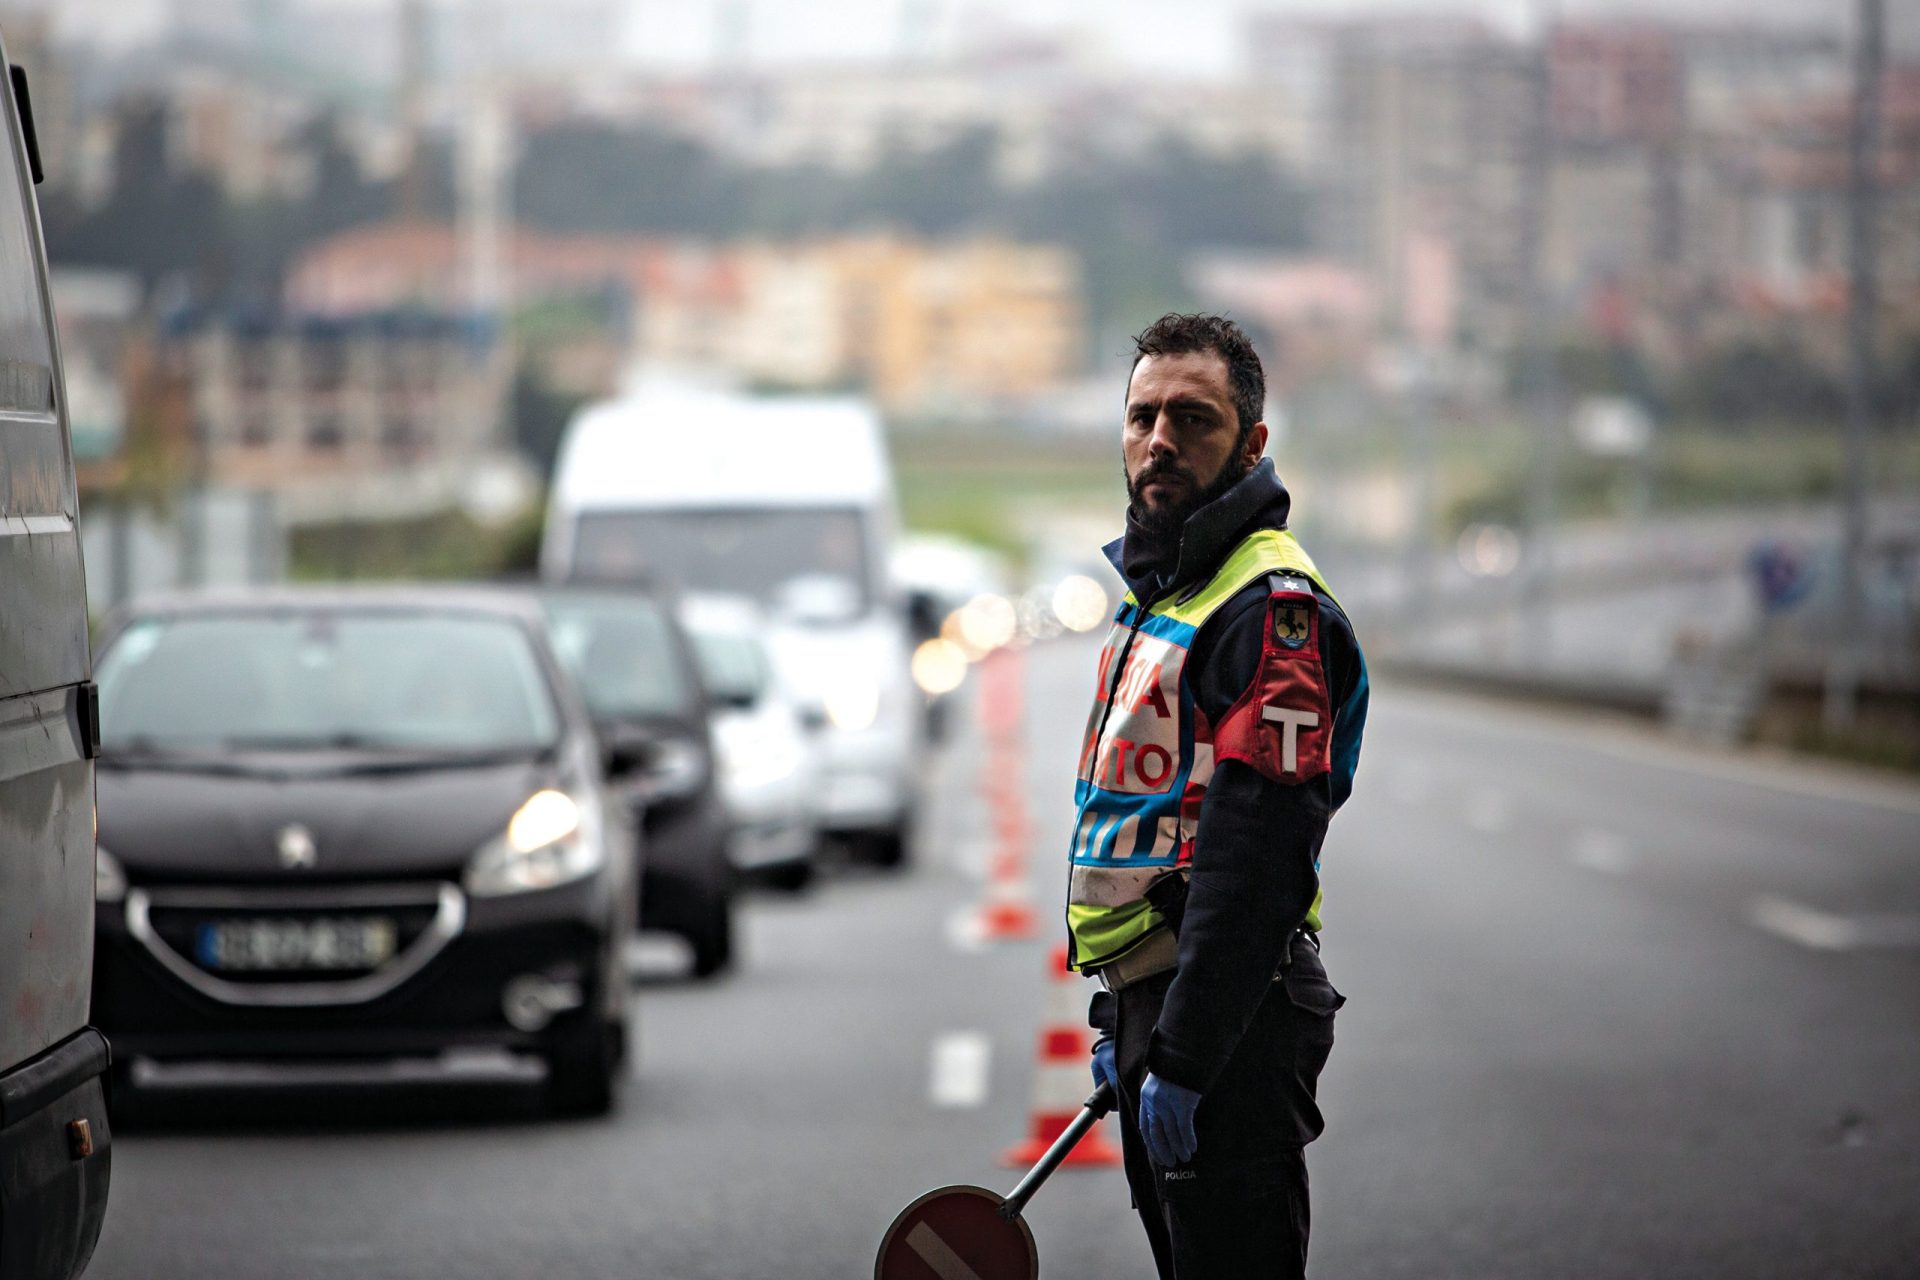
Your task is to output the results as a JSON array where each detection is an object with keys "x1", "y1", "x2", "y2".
[{"x1": 1071, "y1": 314, "x2": 1368, "y2": 1278}]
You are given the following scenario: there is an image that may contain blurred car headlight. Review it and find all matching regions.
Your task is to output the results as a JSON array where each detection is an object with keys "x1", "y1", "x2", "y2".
[
  {"x1": 821, "y1": 672, "x2": 881, "y2": 732},
  {"x1": 464, "y1": 789, "x2": 603, "y2": 897},
  {"x1": 911, "y1": 638, "x2": 968, "y2": 696},
  {"x1": 96, "y1": 846, "x2": 127, "y2": 903},
  {"x1": 954, "y1": 593, "x2": 1018, "y2": 654},
  {"x1": 722, "y1": 725, "x2": 805, "y2": 792}
]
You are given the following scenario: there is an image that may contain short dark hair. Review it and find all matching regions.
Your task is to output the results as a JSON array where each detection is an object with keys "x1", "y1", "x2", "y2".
[{"x1": 1129, "y1": 313, "x2": 1265, "y2": 439}]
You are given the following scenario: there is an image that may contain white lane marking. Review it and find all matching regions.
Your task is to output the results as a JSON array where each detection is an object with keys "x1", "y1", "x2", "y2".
[
  {"x1": 1749, "y1": 895, "x2": 1920, "y2": 950},
  {"x1": 1571, "y1": 828, "x2": 1635, "y2": 875},
  {"x1": 1391, "y1": 686, "x2": 1920, "y2": 818},
  {"x1": 626, "y1": 934, "x2": 693, "y2": 979},
  {"x1": 1465, "y1": 787, "x2": 1511, "y2": 833},
  {"x1": 906, "y1": 1221, "x2": 986, "y2": 1280},
  {"x1": 929, "y1": 1032, "x2": 991, "y2": 1108}
]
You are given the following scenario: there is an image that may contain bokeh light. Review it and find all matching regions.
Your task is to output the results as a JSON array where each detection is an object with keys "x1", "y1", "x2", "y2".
[
  {"x1": 1050, "y1": 575, "x2": 1110, "y2": 633},
  {"x1": 910, "y1": 637, "x2": 969, "y2": 696},
  {"x1": 954, "y1": 593, "x2": 1018, "y2": 655}
]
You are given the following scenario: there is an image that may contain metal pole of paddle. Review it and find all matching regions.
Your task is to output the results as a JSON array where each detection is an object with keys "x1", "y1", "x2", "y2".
[{"x1": 998, "y1": 1082, "x2": 1117, "y2": 1221}]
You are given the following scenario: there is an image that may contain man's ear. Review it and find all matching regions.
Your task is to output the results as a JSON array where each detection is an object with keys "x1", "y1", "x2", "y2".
[{"x1": 1241, "y1": 421, "x2": 1270, "y2": 468}]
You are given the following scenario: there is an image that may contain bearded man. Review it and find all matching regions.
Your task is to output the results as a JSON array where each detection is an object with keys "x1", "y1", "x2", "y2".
[{"x1": 1070, "y1": 313, "x2": 1369, "y2": 1279}]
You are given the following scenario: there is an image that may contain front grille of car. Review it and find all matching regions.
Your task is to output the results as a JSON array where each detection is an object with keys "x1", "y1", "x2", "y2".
[{"x1": 125, "y1": 882, "x2": 465, "y2": 1008}]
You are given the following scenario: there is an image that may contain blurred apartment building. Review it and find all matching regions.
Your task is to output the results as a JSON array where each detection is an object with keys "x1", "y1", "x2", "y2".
[
  {"x1": 146, "y1": 305, "x2": 514, "y2": 524},
  {"x1": 1240, "y1": 15, "x2": 1920, "y2": 376},
  {"x1": 51, "y1": 268, "x2": 140, "y2": 470},
  {"x1": 285, "y1": 221, "x2": 1082, "y2": 416},
  {"x1": 748, "y1": 236, "x2": 1081, "y2": 411},
  {"x1": 45, "y1": 265, "x2": 518, "y2": 603}
]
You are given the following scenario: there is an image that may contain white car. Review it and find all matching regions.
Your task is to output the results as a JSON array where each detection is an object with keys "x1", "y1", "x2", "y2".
[{"x1": 678, "y1": 594, "x2": 825, "y2": 888}]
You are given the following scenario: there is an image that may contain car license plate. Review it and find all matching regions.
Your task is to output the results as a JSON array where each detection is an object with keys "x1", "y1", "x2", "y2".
[{"x1": 194, "y1": 917, "x2": 399, "y2": 972}]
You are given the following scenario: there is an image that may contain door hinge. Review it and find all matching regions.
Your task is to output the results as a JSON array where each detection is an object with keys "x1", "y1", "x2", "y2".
[
  {"x1": 78, "y1": 680, "x2": 101, "y2": 759},
  {"x1": 9, "y1": 65, "x2": 44, "y2": 185}
]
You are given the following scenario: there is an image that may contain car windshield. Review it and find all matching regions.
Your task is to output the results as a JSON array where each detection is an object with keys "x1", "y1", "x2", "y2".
[
  {"x1": 96, "y1": 611, "x2": 561, "y2": 754},
  {"x1": 570, "y1": 508, "x2": 870, "y2": 611},
  {"x1": 540, "y1": 594, "x2": 694, "y2": 721},
  {"x1": 686, "y1": 628, "x2": 769, "y2": 706}
]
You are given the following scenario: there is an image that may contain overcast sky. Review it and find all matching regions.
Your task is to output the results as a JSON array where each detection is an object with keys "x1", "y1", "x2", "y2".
[{"x1": 624, "y1": 0, "x2": 1902, "y2": 73}]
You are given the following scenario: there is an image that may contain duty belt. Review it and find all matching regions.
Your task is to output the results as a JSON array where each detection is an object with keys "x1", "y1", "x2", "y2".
[
  {"x1": 1092, "y1": 926, "x2": 1320, "y2": 994},
  {"x1": 1093, "y1": 929, "x2": 1179, "y2": 993}
]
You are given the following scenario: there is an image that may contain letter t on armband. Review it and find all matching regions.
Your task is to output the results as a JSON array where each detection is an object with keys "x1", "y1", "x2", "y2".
[{"x1": 1260, "y1": 705, "x2": 1320, "y2": 775}]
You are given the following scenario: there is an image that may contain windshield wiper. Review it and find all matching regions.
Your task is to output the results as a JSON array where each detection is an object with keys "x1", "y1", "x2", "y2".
[
  {"x1": 324, "y1": 746, "x2": 550, "y2": 775},
  {"x1": 217, "y1": 732, "x2": 394, "y2": 752},
  {"x1": 98, "y1": 741, "x2": 267, "y2": 776}
]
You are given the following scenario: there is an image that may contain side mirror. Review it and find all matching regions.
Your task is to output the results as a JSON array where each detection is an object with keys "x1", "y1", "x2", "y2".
[
  {"x1": 715, "y1": 686, "x2": 759, "y2": 711},
  {"x1": 600, "y1": 731, "x2": 657, "y2": 779}
]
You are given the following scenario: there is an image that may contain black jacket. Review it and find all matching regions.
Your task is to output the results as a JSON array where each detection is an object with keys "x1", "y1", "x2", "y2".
[{"x1": 1094, "y1": 459, "x2": 1366, "y2": 1094}]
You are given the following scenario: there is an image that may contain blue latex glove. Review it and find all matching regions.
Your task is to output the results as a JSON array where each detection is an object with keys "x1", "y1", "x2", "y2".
[
  {"x1": 1139, "y1": 1072, "x2": 1201, "y2": 1167},
  {"x1": 1091, "y1": 1037, "x2": 1119, "y2": 1094}
]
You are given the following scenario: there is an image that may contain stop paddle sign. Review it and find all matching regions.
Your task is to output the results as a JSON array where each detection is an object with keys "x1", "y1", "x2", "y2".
[
  {"x1": 876, "y1": 1082, "x2": 1115, "y2": 1280},
  {"x1": 874, "y1": 1186, "x2": 1036, "y2": 1280}
]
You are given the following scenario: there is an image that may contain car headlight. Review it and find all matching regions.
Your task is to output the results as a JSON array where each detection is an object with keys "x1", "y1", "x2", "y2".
[
  {"x1": 722, "y1": 726, "x2": 805, "y2": 792},
  {"x1": 464, "y1": 790, "x2": 604, "y2": 897},
  {"x1": 96, "y1": 846, "x2": 127, "y2": 903},
  {"x1": 820, "y1": 672, "x2": 881, "y2": 732}
]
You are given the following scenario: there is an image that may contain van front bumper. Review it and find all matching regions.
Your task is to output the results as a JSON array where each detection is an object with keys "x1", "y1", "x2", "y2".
[{"x1": 0, "y1": 1027, "x2": 112, "y2": 1280}]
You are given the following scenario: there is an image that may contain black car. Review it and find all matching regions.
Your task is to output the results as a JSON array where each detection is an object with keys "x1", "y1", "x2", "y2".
[
  {"x1": 89, "y1": 589, "x2": 638, "y2": 1116},
  {"x1": 531, "y1": 582, "x2": 736, "y2": 977}
]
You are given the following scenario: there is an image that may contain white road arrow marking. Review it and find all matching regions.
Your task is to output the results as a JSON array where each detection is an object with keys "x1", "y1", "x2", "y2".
[{"x1": 907, "y1": 1221, "x2": 987, "y2": 1280}]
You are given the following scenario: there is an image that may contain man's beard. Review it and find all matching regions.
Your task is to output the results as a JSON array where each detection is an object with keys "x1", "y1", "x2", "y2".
[{"x1": 1125, "y1": 450, "x2": 1253, "y2": 548}]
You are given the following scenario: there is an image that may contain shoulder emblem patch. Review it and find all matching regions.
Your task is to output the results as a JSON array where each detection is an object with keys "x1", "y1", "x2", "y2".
[{"x1": 1273, "y1": 600, "x2": 1312, "y2": 649}]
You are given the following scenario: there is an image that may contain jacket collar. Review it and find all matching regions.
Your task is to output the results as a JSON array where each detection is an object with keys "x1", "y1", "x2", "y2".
[{"x1": 1102, "y1": 458, "x2": 1293, "y2": 606}]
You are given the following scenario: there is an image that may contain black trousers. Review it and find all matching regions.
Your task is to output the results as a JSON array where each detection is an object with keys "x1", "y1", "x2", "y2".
[{"x1": 1110, "y1": 932, "x2": 1342, "y2": 1280}]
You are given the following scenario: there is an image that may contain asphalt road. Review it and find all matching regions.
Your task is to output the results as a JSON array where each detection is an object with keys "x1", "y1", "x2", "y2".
[{"x1": 86, "y1": 633, "x2": 1920, "y2": 1279}]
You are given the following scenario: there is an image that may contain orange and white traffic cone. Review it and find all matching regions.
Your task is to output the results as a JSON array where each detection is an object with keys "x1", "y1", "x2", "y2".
[
  {"x1": 1001, "y1": 944, "x2": 1124, "y2": 1167},
  {"x1": 970, "y1": 649, "x2": 1038, "y2": 941}
]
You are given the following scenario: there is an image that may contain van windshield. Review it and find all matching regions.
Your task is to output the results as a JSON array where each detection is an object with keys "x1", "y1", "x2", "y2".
[{"x1": 572, "y1": 508, "x2": 870, "y2": 612}]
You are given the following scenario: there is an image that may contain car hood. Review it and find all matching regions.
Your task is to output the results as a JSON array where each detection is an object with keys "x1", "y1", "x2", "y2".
[{"x1": 98, "y1": 758, "x2": 554, "y2": 883}]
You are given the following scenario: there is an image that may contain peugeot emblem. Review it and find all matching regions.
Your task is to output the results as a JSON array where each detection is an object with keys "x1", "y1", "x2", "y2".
[{"x1": 277, "y1": 825, "x2": 318, "y2": 870}]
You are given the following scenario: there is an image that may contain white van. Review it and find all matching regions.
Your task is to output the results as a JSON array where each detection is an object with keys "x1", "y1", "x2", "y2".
[
  {"x1": 543, "y1": 386, "x2": 922, "y2": 864},
  {"x1": 0, "y1": 32, "x2": 113, "y2": 1276}
]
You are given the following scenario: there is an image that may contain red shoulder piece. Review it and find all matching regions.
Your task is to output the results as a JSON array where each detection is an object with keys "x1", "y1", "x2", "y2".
[{"x1": 1210, "y1": 582, "x2": 1332, "y2": 784}]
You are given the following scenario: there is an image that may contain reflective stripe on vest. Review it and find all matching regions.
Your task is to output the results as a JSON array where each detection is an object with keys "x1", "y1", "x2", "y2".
[{"x1": 1066, "y1": 528, "x2": 1336, "y2": 970}]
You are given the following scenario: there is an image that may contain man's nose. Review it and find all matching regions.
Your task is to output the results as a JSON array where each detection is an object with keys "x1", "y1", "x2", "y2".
[{"x1": 1147, "y1": 412, "x2": 1180, "y2": 458}]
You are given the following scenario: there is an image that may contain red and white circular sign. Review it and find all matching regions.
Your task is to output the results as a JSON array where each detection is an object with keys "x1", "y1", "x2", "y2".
[{"x1": 875, "y1": 1185, "x2": 1037, "y2": 1280}]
